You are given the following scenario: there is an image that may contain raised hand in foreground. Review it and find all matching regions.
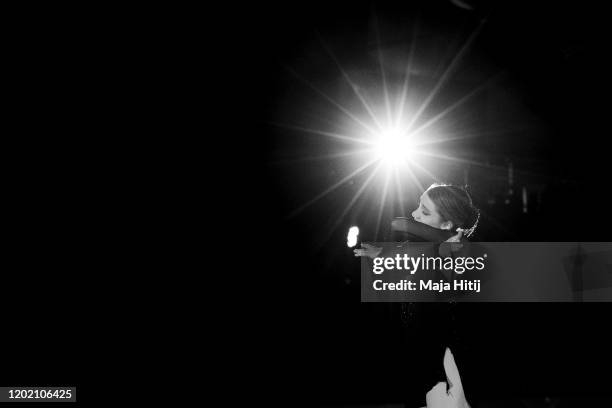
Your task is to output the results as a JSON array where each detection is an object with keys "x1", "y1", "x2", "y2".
[{"x1": 423, "y1": 348, "x2": 470, "y2": 408}]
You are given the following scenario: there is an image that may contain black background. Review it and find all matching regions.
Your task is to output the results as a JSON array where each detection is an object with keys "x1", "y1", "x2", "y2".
[{"x1": 4, "y1": 1, "x2": 612, "y2": 405}]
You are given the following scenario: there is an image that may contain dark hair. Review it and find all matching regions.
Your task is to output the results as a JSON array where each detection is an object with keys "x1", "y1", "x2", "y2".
[{"x1": 425, "y1": 183, "x2": 480, "y2": 237}]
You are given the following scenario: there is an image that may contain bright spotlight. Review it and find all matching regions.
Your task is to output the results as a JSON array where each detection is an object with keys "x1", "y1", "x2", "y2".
[{"x1": 374, "y1": 127, "x2": 414, "y2": 166}]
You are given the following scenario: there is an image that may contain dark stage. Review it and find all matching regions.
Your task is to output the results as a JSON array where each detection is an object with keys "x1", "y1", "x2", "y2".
[{"x1": 229, "y1": 0, "x2": 612, "y2": 406}]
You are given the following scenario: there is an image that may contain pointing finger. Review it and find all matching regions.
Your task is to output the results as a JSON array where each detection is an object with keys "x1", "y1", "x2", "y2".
[{"x1": 443, "y1": 348, "x2": 464, "y2": 395}]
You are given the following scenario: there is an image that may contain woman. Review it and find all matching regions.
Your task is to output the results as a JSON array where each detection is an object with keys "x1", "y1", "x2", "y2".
[
  {"x1": 354, "y1": 183, "x2": 480, "y2": 258},
  {"x1": 354, "y1": 183, "x2": 481, "y2": 407}
]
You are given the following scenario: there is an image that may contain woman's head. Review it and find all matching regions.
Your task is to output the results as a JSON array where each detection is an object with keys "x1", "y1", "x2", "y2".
[{"x1": 411, "y1": 183, "x2": 480, "y2": 237}]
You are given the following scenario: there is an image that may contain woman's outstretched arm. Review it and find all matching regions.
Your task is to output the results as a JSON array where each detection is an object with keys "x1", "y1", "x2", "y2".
[{"x1": 391, "y1": 217, "x2": 456, "y2": 242}]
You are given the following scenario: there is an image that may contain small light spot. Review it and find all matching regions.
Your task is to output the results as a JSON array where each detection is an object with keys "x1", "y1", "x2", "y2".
[{"x1": 347, "y1": 226, "x2": 359, "y2": 247}]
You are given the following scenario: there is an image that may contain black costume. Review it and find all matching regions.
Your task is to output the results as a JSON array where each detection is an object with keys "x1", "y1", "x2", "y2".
[{"x1": 386, "y1": 219, "x2": 478, "y2": 407}]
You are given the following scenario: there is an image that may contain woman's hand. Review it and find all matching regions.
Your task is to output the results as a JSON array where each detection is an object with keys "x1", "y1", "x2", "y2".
[
  {"x1": 445, "y1": 228, "x2": 464, "y2": 242},
  {"x1": 440, "y1": 229, "x2": 464, "y2": 256},
  {"x1": 353, "y1": 243, "x2": 383, "y2": 259}
]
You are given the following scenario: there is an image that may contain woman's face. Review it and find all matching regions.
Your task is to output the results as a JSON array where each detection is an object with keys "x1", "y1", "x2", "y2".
[{"x1": 412, "y1": 191, "x2": 448, "y2": 230}]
